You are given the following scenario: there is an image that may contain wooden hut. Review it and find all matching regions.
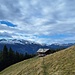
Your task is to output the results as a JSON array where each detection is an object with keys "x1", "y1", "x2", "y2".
[{"x1": 37, "y1": 48, "x2": 50, "y2": 57}]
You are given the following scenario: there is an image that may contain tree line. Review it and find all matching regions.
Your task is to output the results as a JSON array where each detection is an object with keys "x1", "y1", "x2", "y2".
[{"x1": 0, "y1": 45, "x2": 35, "y2": 71}]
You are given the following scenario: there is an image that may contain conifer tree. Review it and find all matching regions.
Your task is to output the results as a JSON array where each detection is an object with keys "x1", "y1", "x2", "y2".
[{"x1": 2, "y1": 45, "x2": 8, "y2": 60}]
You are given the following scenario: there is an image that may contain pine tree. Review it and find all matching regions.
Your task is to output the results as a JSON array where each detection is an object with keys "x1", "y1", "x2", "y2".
[
  {"x1": 15, "y1": 51, "x2": 20, "y2": 62},
  {"x1": 2, "y1": 45, "x2": 8, "y2": 60},
  {"x1": 8, "y1": 47, "x2": 15, "y2": 64}
]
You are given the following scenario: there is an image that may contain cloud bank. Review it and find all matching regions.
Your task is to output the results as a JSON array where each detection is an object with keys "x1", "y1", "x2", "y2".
[{"x1": 0, "y1": 0, "x2": 75, "y2": 44}]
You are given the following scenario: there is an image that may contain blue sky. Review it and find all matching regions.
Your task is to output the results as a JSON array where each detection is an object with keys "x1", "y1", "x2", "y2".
[
  {"x1": 0, "y1": 21, "x2": 17, "y2": 27},
  {"x1": 0, "y1": 0, "x2": 75, "y2": 44}
]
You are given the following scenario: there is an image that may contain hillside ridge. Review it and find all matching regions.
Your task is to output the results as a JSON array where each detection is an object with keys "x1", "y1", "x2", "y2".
[{"x1": 0, "y1": 45, "x2": 75, "y2": 75}]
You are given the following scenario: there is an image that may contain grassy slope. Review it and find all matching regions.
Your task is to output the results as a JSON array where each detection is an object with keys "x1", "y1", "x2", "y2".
[{"x1": 0, "y1": 45, "x2": 75, "y2": 75}]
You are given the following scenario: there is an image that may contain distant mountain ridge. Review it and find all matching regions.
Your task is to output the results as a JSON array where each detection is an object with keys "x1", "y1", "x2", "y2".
[
  {"x1": 0, "y1": 39, "x2": 47, "y2": 54},
  {"x1": 0, "y1": 39, "x2": 39, "y2": 45},
  {"x1": 0, "y1": 39, "x2": 75, "y2": 54}
]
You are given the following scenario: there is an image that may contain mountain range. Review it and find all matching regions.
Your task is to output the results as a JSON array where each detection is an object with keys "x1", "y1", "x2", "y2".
[{"x1": 0, "y1": 39, "x2": 75, "y2": 54}]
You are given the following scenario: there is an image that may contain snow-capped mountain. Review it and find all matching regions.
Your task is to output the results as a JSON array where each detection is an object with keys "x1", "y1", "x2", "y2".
[
  {"x1": 49, "y1": 43, "x2": 75, "y2": 49},
  {"x1": 0, "y1": 39, "x2": 75, "y2": 54},
  {"x1": 0, "y1": 39, "x2": 47, "y2": 54},
  {"x1": 0, "y1": 39, "x2": 38, "y2": 45}
]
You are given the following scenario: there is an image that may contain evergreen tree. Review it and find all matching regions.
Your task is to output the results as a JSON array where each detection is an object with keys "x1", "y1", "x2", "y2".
[
  {"x1": 8, "y1": 47, "x2": 15, "y2": 64},
  {"x1": 15, "y1": 51, "x2": 20, "y2": 62},
  {"x1": 2, "y1": 45, "x2": 8, "y2": 60}
]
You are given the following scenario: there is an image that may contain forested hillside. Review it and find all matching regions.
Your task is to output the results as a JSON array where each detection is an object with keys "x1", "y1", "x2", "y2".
[{"x1": 0, "y1": 45, "x2": 35, "y2": 71}]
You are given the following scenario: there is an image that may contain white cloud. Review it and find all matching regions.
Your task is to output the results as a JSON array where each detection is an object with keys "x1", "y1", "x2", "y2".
[{"x1": 0, "y1": 0, "x2": 75, "y2": 44}]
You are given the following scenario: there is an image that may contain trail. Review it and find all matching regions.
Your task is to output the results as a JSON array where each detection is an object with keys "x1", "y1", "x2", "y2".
[{"x1": 42, "y1": 57, "x2": 49, "y2": 75}]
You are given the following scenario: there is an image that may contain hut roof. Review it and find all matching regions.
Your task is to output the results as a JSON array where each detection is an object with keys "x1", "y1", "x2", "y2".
[{"x1": 37, "y1": 48, "x2": 49, "y2": 53}]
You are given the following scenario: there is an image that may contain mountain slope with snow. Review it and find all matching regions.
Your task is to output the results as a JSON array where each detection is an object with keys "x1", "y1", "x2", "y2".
[{"x1": 0, "y1": 39, "x2": 75, "y2": 54}]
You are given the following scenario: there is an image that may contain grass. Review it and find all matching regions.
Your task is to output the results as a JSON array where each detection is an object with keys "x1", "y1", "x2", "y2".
[{"x1": 0, "y1": 45, "x2": 75, "y2": 75}]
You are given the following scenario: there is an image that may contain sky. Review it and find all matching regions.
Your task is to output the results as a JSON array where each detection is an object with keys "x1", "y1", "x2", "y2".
[{"x1": 0, "y1": 0, "x2": 75, "y2": 44}]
